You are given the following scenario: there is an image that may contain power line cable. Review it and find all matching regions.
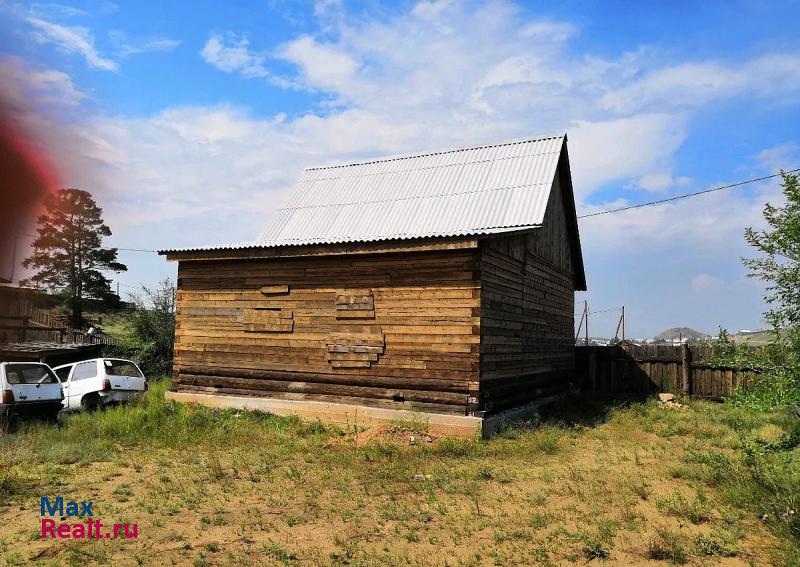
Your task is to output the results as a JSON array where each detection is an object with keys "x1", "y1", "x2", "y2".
[
  {"x1": 578, "y1": 169, "x2": 799, "y2": 219},
  {"x1": 13, "y1": 231, "x2": 156, "y2": 253}
]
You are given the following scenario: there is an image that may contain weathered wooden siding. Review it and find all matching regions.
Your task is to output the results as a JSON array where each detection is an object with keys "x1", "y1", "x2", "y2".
[
  {"x1": 172, "y1": 249, "x2": 481, "y2": 415},
  {"x1": 479, "y1": 176, "x2": 577, "y2": 412}
]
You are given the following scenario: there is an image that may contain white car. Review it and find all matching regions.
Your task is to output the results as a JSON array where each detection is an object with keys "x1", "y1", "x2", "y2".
[
  {"x1": 53, "y1": 358, "x2": 147, "y2": 412},
  {"x1": 0, "y1": 362, "x2": 64, "y2": 422}
]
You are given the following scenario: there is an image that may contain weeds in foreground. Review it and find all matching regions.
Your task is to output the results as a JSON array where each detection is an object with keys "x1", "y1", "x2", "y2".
[
  {"x1": 647, "y1": 529, "x2": 688, "y2": 564},
  {"x1": 655, "y1": 489, "x2": 711, "y2": 524},
  {"x1": 694, "y1": 529, "x2": 739, "y2": 557},
  {"x1": 264, "y1": 542, "x2": 298, "y2": 563}
]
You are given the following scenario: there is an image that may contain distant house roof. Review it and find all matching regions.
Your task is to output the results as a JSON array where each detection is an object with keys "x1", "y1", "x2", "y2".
[{"x1": 160, "y1": 134, "x2": 580, "y2": 254}]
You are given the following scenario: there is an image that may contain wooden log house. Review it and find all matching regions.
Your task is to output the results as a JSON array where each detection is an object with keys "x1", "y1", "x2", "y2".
[{"x1": 160, "y1": 134, "x2": 586, "y2": 436}]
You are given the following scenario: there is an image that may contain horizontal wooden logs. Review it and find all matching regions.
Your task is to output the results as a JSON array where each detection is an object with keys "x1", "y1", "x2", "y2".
[
  {"x1": 243, "y1": 308, "x2": 294, "y2": 332},
  {"x1": 260, "y1": 285, "x2": 289, "y2": 295},
  {"x1": 173, "y1": 384, "x2": 468, "y2": 415},
  {"x1": 172, "y1": 230, "x2": 578, "y2": 415},
  {"x1": 175, "y1": 373, "x2": 468, "y2": 405},
  {"x1": 478, "y1": 227, "x2": 576, "y2": 410},
  {"x1": 177, "y1": 366, "x2": 472, "y2": 393},
  {"x1": 173, "y1": 249, "x2": 480, "y2": 411}
]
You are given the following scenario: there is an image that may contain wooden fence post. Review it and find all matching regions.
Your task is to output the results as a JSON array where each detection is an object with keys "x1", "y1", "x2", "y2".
[
  {"x1": 589, "y1": 349, "x2": 597, "y2": 391},
  {"x1": 680, "y1": 344, "x2": 691, "y2": 396}
]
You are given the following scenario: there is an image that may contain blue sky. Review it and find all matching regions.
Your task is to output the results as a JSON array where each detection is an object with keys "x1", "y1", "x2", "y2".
[{"x1": 1, "y1": 0, "x2": 799, "y2": 337}]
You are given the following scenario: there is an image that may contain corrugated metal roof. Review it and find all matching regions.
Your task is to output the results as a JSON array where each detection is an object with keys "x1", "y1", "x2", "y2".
[
  {"x1": 257, "y1": 135, "x2": 564, "y2": 246},
  {"x1": 160, "y1": 134, "x2": 565, "y2": 253}
]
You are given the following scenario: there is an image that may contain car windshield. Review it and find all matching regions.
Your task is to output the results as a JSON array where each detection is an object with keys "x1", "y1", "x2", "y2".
[
  {"x1": 54, "y1": 366, "x2": 72, "y2": 383},
  {"x1": 5, "y1": 363, "x2": 59, "y2": 385},
  {"x1": 104, "y1": 360, "x2": 143, "y2": 377}
]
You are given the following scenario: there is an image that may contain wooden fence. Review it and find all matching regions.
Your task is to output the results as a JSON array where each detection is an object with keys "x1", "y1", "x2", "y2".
[
  {"x1": 575, "y1": 344, "x2": 760, "y2": 399},
  {"x1": 0, "y1": 313, "x2": 119, "y2": 347},
  {"x1": 0, "y1": 286, "x2": 120, "y2": 347}
]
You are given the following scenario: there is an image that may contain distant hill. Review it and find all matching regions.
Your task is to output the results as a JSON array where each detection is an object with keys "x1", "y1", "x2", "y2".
[
  {"x1": 653, "y1": 327, "x2": 710, "y2": 341},
  {"x1": 732, "y1": 329, "x2": 774, "y2": 346}
]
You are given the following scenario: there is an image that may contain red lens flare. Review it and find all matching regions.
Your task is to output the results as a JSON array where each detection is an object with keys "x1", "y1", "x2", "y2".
[{"x1": 0, "y1": 114, "x2": 60, "y2": 280}]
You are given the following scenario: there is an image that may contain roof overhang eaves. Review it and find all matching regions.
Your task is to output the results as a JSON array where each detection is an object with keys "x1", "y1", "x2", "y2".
[{"x1": 160, "y1": 235, "x2": 484, "y2": 262}]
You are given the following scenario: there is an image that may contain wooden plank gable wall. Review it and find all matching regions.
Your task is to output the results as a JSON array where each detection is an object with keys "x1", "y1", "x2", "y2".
[
  {"x1": 172, "y1": 249, "x2": 482, "y2": 415},
  {"x1": 479, "y1": 173, "x2": 577, "y2": 412}
]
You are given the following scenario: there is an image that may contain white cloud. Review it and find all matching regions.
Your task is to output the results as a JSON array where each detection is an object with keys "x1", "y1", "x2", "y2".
[
  {"x1": 600, "y1": 55, "x2": 800, "y2": 114},
  {"x1": 277, "y1": 35, "x2": 359, "y2": 93},
  {"x1": 29, "y1": 69, "x2": 86, "y2": 105},
  {"x1": 411, "y1": 0, "x2": 455, "y2": 20},
  {"x1": 313, "y1": 0, "x2": 343, "y2": 17},
  {"x1": 200, "y1": 32, "x2": 268, "y2": 79},
  {"x1": 577, "y1": 180, "x2": 768, "y2": 250},
  {"x1": 0, "y1": 56, "x2": 86, "y2": 106},
  {"x1": 634, "y1": 171, "x2": 692, "y2": 193},
  {"x1": 108, "y1": 31, "x2": 181, "y2": 57},
  {"x1": 755, "y1": 143, "x2": 799, "y2": 173},
  {"x1": 151, "y1": 106, "x2": 253, "y2": 145},
  {"x1": 568, "y1": 114, "x2": 687, "y2": 198},
  {"x1": 29, "y1": 3, "x2": 88, "y2": 19},
  {"x1": 520, "y1": 20, "x2": 576, "y2": 42},
  {"x1": 27, "y1": 16, "x2": 117, "y2": 71},
  {"x1": 692, "y1": 274, "x2": 725, "y2": 293}
]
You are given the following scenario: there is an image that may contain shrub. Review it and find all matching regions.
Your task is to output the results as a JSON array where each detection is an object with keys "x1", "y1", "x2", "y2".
[
  {"x1": 709, "y1": 327, "x2": 800, "y2": 411},
  {"x1": 106, "y1": 279, "x2": 176, "y2": 378}
]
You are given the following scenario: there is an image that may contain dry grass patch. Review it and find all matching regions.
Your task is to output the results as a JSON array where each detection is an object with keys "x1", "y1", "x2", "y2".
[{"x1": 0, "y1": 383, "x2": 793, "y2": 565}]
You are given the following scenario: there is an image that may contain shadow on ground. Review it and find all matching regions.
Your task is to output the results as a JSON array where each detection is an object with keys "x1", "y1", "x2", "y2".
[{"x1": 538, "y1": 392, "x2": 650, "y2": 429}]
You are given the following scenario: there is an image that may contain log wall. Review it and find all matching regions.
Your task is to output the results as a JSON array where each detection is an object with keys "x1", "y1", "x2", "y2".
[
  {"x1": 172, "y1": 248, "x2": 481, "y2": 415},
  {"x1": 479, "y1": 176, "x2": 578, "y2": 412}
]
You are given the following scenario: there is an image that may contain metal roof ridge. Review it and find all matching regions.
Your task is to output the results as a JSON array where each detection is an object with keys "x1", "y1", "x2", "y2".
[
  {"x1": 303, "y1": 133, "x2": 565, "y2": 171},
  {"x1": 300, "y1": 148, "x2": 562, "y2": 182}
]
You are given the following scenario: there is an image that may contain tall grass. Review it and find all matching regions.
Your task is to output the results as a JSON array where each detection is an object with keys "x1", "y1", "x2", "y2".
[
  {"x1": 670, "y1": 402, "x2": 800, "y2": 563},
  {"x1": 0, "y1": 379, "x2": 330, "y2": 466}
]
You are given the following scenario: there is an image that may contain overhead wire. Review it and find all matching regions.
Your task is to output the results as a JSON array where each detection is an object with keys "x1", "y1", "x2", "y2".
[{"x1": 578, "y1": 169, "x2": 799, "y2": 219}]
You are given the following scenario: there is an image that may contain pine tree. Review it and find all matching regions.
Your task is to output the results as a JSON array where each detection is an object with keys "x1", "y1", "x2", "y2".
[{"x1": 22, "y1": 188, "x2": 127, "y2": 328}]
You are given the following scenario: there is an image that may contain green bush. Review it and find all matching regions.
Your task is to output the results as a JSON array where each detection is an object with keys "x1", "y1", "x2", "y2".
[
  {"x1": 710, "y1": 328, "x2": 800, "y2": 411},
  {"x1": 728, "y1": 370, "x2": 800, "y2": 411},
  {"x1": 106, "y1": 279, "x2": 176, "y2": 378}
]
